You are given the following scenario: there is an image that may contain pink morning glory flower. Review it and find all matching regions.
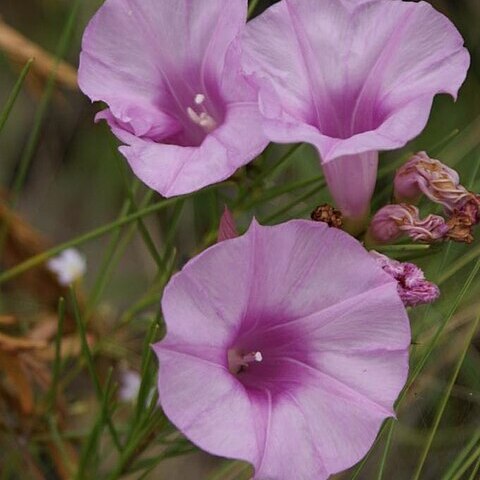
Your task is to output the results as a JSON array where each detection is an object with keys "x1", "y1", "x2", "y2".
[
  {"x1": 78, "y1": 0, "x2": 268, "y2": 197},
  {"x1": 153, "y1": 220, "x2": 410, "y2": 479},
  {"x1": 242, "y1": 0, "x2": 470, "y2": 231}
]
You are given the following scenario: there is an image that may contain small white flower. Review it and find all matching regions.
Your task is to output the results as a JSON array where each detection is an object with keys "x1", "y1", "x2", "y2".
[
  {"x1": 119, "y1": 369, "x2": 155, "y2": 404},
  {"x1": 119, "y1": 370, "x2": 142, "y2": 402},
  {"x1": 47, "y1": 248, "x2": 87, "y2": 286}
]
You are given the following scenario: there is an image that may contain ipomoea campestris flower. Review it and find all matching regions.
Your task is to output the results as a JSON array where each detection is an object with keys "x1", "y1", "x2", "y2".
[
  {"x1": 242, "y1": 0, "x2": 469, "y2": 232},
  {"x1": 79, "y1": 0, "x2": 268, "y2": 197},
  {"x1": 153, "y1": 219, "x2": 410, "y2": 479}
]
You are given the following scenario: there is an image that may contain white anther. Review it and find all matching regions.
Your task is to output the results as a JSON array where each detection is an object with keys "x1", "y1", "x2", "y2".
[
  {"x1": 253, "y1": 352, "x2": 263, "y2": 362},
  {"x1": 194, "y1": 93, "x2": 205, "y2": 105}
]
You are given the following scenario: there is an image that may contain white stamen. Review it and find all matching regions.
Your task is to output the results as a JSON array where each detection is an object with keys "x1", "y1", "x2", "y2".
[
  {"x1": 242, "y1": 351, "x2": 263, "y2": 364},
  {"x1": 187, "y1": 107, "x2": 202, "y2": 124},
  {"x1": 194, "y1": 93, "x2": 205, "y2": 105},
  {"x1": 187, "y1": 104, "x2": 217, "y2": 133}
]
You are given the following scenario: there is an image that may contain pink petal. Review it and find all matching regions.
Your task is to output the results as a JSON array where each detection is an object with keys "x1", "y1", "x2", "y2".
[
  {"x1": 102, "y1": 102, "x2": 266, "y2": 196},
  {"x1": 218, "y1": 206, "x2": 238, "y2": 242},
  {"x1": 241, "y1": 220, "x2": 395, "y2": 327},
  {"x1": 153, "y1": 345, "x2": 258, "y2": 463}
]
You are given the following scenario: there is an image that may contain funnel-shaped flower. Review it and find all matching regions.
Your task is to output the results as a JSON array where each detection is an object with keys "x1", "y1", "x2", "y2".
[
  {"x1": 78, "y1": 0, "x2": 268, "y2": 197},
  {"x1": 242, "y1": 0, "x2": 469, "y2": 229},
  {"x1": 153, "y1": 220, "x2": 410, "y2": 479}
]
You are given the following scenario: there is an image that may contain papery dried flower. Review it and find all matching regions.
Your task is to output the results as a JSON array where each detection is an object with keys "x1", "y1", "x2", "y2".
[
  {"x1": 370, "y1": 251, "x2": 440, "y2": 307},
  {"x1": 218, "y1": 206, "x2": 238, "y2": 242},
  {"x1": 242, "y1": 0, "x2": 469, "y2": 230},
  {"x1": 153, "y1": 220, "x2": 410, "y2": 480},
  {"x1": 78, "y1": 0, "x2": 268, "y2": 197},
  {"x1": 446, "y1": 212, "x2": 475, "y2": 244},
  {"x1": 394, "y1": 152, "x2": 468, "y2": 209},
  {"x1": 310, "y1": 204, "x2": 343, "y2": 229},
  {"x1": 454, "y1": 192, "x2": 480, "y2": 224},
  {"x1": 368, "y1": 204, "x2": 449, "y2": 244},
  {"x1": 47, "y1": 249, "x2": 86, "y2": 286}
]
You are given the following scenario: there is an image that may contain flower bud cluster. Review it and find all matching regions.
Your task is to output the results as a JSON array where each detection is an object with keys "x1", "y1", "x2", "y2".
[{"x1": 369, "y1": 152, "x2": 480, "y2": 244}]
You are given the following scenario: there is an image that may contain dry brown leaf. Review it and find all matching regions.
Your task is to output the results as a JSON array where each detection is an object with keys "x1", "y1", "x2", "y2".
[
  {"x1": 0, "y1": 195, "x2": 86, "y2": 314},
  {"x1": 0, "y1": 18, "x2": 78, "y2": 90},
  {"x1": 28, "y1": 315, "x2": 59, "y2": 341},
  {"x1": 0, "y1": 332, "x2": 47, "y2": 352},
  {"x1": 0, "y1": 351, "x2": 34, "y2": 414},
  {"x1": 0, "y1": 315, "x2": 17, "y2": 326},
  {"x1": 36, "y1": 333, "x2": 96, "y2": 361},
  {"x1": 47, "y1": 440, "x2": 78, "y2": 480}
]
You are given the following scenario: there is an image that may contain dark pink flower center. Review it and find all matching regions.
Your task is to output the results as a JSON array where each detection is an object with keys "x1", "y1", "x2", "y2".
[
  {"x1": 162, "y1": 81, "x2": 226, "y2": 147},
  {"x1": 227, "y1": 320, "x2": 311, "y2": 397},
  {"x1": 310, "y1": 89, "x2": 388, "y2": 140}
]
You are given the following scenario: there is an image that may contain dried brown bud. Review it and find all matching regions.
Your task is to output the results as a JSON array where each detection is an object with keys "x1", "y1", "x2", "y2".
[
  {"x1": 446, "y1": 212, "x2": 475, "y2": 244},
  {"x1": 311, "y1": 204, "x2": 343, "y2": 229}
]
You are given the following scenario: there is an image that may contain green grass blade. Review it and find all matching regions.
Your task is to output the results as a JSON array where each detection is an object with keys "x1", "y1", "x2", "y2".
[
  {"x1": 0, "y1": 58, "x2": 33, "y2": 134},
  {"x1": 70, "y1": 288, "x2": 122, "y2": 452},
  {"x1": 411, "y1": 314, "x2": 480, "y2": 479},
  {"x1": 441, "y1": 430, "x2": 480, "y2": 480},
  {"x1": 46, "y1": 297, "x2": 66, "y2": 413},
  {"x1": 467, "y1": 457, "x2": 480, "y2": 480},
  {"x1": 76, "y1": 367, "x2": 116, "y2": 479},
  {"x1": 450, "y1": 443, "x2": 480, "y2": 480},
  {"x1": 0, "y1": 196, "x2": 178, "y2": 284},
  {"x1": 9, "y1": 0, "x2": 82, "y2": 206},
  {"x1": 248, "y1": 0, "x2": 262, "y2": 18}
]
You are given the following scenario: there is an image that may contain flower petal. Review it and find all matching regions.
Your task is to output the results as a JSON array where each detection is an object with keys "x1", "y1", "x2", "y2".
[
  {"x1": 250, "y1": 391, "x2": 329, "y2": 480},
  {"x1": 79, "y1": 0, "x2": 248, "y2": 113},
  {"x1": 243, "y1": 0, "x2": 469, "y2": 161},
  {"x1": 153, "y1": 345, "x2": 258, "y2": 464},
  {"x1": 241, "y1": 220, "x2": 395, "y2": 328},
  {"x1": 102, "y1": 102, "x2": 267, "y2": 196}
]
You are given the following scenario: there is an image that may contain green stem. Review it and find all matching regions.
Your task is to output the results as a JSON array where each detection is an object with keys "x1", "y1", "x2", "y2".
[
  {"x1": 0, "y1": 196, "x2": 179, "y2": 284},
  {"x1": 441, "y1": 430, "x2": 480, "y2": 480},
  {"x1": 449, "y1": 444, "x2": 480, "y2": 480},
  {"x1": 0, "y1": 59, "x2": 33, "y2": 134},
  {"x1": 376, "y1": 419, "x2": 395, "y2": 480},
  {"x1": 70, "y1": 288, "x2": 122, "y2": 453},
  {"x1": 9, "y1": 0, "x2": 81, "y2": 207}
]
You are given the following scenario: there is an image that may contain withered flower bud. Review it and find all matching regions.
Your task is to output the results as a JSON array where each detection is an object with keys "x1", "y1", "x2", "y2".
[
  {"x1": 368, "y1": 204, "x2": 449, "y2": 244},
  {"x1": 394, "y1": 152, "x2": 469, "y2": 211},
  {"x1": 311, "y1": 204, "x2": 343, "y2": 229}
]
